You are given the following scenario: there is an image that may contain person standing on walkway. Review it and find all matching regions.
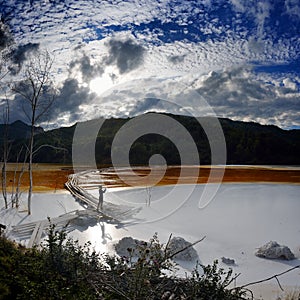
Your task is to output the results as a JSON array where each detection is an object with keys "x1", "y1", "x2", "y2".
[{"x1": 97, "y1": 185, "x2": 106, "y2": 212}]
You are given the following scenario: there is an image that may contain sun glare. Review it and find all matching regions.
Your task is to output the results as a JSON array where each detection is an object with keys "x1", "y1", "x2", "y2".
[{"x1": 89, "y1": 67, "x2": 116, "y2": 95}]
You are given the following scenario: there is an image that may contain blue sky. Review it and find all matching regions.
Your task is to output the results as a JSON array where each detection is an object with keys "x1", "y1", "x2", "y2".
[{"x1": 0, "y1": 0, "x2": 299, "y2": 129}]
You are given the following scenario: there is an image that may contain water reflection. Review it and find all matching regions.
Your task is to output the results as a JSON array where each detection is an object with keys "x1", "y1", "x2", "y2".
[
  {"x1": 99, "y1": 221, "x2": 112, "y2": 244},
  {"x1": 73, "y1": 221, "x2": 127, "y2": 254}
]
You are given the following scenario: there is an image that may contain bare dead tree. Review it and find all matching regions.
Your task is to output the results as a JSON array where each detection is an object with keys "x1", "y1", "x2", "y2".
[
  {"x1": 11, "y1": 146, "x2": 28, "y2": 208},
  {"x1": 12, "y1": 50, "x2": 56, "y2": 214},
  {"x1": 0, "y1": 21, "x2": 13, "y2": 209},
  {"x1": 1, "y1": 98, "x2": 10, "y2": 208}
]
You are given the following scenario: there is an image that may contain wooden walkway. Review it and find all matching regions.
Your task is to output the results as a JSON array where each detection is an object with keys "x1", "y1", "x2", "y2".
[
  {"x1": 11, "y1": 169, "x2": 141, "y2": 248},
  {"x1": 64, "y1": 171, "x2": 102, "y2": 210},
  {"x1": 65, "y1": 170, "x2": 141, "y2": 222}
]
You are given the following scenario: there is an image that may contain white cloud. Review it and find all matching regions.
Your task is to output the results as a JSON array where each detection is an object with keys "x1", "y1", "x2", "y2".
[
  {"x1": 284, "y1": 0, "x2": 300, "y2": 19},
  {"x1": 194, "y1": 68, "x2": 300, "y2": 128},
  {"x1": 230, "y1": 0, "x2": 272, "y2": 38},
  {"x1": 282, "y1": 78, "x2": 298, "y2": 91},
  {"x1": 55, "y1": 68, "x2": 297, "y2": 129},
  {"x1": 6, "y1": 0, "x2": 298, "y2": 77},
  {"x1": 1, "y1": 0, "x2": 299, "y2": 129}
]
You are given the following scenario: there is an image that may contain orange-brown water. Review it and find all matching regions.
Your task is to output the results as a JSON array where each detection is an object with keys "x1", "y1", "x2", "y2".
[
  {"x1": 100, "y1": 165, "x2": 300, "y2": 188},
  {"x1": 2, "y1": 164, "x2": 73, "y2": 192},
  {"x1": 2, "y1": 164, "x2": 299, "y2": 192}
]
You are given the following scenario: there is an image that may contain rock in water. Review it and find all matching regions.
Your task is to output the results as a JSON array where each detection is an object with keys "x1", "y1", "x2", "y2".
[
  {"x1": 255, "y1": 241, "x2": 295, "y2": 260},
  {"x1": 221, "y1": 257, "x2": 235, "y2": 265},
  {"x1": 167, "y1": 236, "x2": 198, "y2": 261},
  {"x1": 115, "y1": 237, "x2": 146, "y2": 257}
]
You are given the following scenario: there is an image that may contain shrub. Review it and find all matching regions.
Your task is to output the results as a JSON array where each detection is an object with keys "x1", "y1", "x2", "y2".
[
  {"x1": 0, "y1": 222, "x2": 98, "y2": 299},
  {"x1": 0, "y1": 225, "x2": 249, "y2": 300}
]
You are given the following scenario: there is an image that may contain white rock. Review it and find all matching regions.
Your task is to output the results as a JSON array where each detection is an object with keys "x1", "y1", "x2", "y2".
[
  {"x1": 167, "y1": 236, "x2": 198, "y2": 261},
  {"x1": 115, "y1": 236, "x2": 199, "y2": 261},
  {"x1": 114, "y1": 236, "x2": 146, "y2": 257},
  {"x1": 255, "y1": 241, "x2": 295, "y2": 260}
]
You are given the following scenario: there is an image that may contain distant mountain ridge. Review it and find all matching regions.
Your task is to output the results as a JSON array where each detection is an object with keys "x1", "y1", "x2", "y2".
[
  {"x1": 0, "y1": 120, "x2": 44, "y2": 141},
  {"x1": 1, "y1": 114, "x2": 300, "y2": 165}
]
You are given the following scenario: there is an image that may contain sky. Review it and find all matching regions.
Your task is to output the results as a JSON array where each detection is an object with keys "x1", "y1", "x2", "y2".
[{"x1": 0, "y1": 0, "x2": 299, "y2": 129}]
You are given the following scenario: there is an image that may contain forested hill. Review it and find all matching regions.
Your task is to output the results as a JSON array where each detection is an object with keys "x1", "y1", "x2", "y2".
[
  {"x1": 0, "y1": 120, "x2": 43, "y2": 140},
  {"x1": 2, "y1": 113, "x2": 300, "y2": 165}
]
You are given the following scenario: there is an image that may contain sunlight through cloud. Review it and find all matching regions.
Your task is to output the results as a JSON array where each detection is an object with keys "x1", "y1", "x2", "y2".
[{"x1": 89, "y1": 66, "x2": 117, "y2": 95}]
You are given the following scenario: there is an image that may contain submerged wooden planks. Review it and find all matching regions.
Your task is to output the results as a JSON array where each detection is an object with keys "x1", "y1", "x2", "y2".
[{"x1": 11, "y1": 212, "x2": 81, "y2": 247}]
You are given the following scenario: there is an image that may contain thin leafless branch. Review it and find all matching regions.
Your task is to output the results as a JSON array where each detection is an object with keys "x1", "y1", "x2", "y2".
[
  {"x1": 32, "y1": 144, "x2": 68, "y2": 156},
  {"x1": 234, "y1": 265, "x2": 300, "y2": 292},
  {"x1": 167, "y1": 236, "x2": 206, "y2": 260}
]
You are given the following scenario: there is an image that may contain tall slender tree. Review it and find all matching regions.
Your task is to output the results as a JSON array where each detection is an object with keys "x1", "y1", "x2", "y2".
[
  {"x1": 0, "y1": 20, "x2": 13, "y2": 209},
  {"x1": 1, "y1": 98, "x2": 10, "y2": 208},
  {"x1": 12, "y1": 50, "x2": 56, "y2": 214}
]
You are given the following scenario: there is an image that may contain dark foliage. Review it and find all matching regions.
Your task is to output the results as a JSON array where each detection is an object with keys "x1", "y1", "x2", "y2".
[
  {"x1": 0, "y1": 227, "x2": 249, "y2": 300},
  {"x1": 0, "y1": 224, "x2": 97, "y2": 299},
  {"x1": 1, "y1": 113, "x2": 299, "y2": 165}
]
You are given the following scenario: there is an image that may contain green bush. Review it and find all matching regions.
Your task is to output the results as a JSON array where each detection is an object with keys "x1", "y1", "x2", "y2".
[
  {"x1": 0, "y1": 226, "x2": 249, "y2": 300},
  {"x1": 0, "y1": 223, "x2": 97, "y2": 300}
]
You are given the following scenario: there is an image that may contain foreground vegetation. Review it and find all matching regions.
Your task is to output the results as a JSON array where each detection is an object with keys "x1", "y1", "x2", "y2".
[{"x1": 0, "y1": 225, "x2": 252, "y2": 300}]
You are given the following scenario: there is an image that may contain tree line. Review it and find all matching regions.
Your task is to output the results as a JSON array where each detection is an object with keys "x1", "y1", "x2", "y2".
[{"x1": 2, "y1": 113, "x2": 299, "y2": 167}]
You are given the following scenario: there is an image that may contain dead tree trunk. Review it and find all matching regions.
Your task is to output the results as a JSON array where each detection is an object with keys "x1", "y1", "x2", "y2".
[
  {"x1": 27, "y1": 110, "x2": 36, "y2": 214},
  {"x1": 11, "y1": 146, "x2": 27, "y2": 208},
  {"x1": 1, "y1": 99, "x2": 10, "y2": 209},
  {"x1": 12, "y1": 50, "x2": 56, "y2": 215}
]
